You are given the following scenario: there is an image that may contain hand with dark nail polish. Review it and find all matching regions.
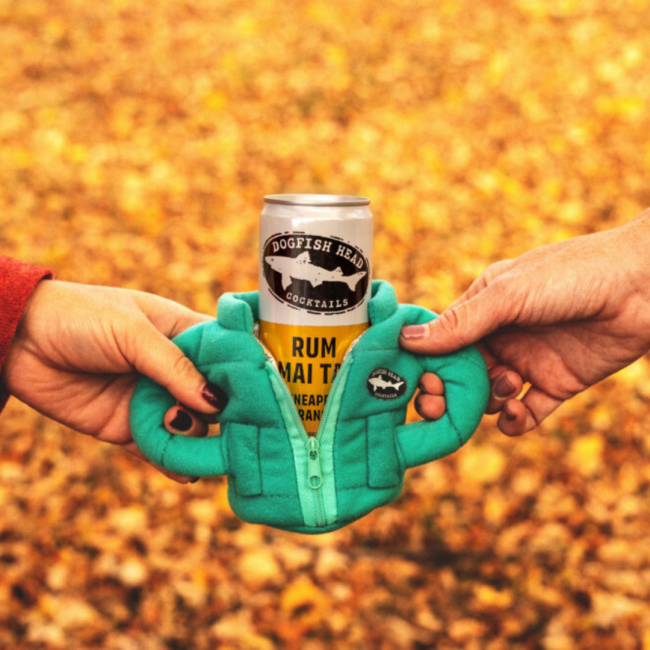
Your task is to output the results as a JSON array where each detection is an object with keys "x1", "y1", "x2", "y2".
[
  {"x1": 401, "y1": 209, "x2": 650, "y2": 436},
  {"x1": 0, "y1": 277, "x2": 216, "y2": 483}
]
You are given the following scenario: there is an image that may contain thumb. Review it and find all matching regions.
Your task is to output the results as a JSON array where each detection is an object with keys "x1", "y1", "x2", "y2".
[
  {"x1": 127, "y1": 322, "x2": 227, "y2": 414},
  {"x1": 400, "y1": 289, "x2": 509, "y2": 355}
]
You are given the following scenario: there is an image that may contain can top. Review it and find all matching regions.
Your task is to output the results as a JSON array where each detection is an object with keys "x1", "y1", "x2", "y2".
[{"x1": 264, "y1": 194, "x2": 370, "y2": 207}]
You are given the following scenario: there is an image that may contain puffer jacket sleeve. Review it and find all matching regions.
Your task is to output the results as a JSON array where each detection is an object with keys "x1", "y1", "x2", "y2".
[{"x1": 0, "y1": 255, "x2": 53, "y2": 412}]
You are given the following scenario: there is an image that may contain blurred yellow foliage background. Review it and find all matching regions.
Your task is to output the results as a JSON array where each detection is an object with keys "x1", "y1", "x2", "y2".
[{"x1": 1, "y1": 0, "x2": 650, "y2": 648}]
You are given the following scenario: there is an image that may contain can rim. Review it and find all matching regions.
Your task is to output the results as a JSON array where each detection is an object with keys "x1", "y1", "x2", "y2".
[{"x1": 264, "y1": 194, "x2": 371, "y2": 207}]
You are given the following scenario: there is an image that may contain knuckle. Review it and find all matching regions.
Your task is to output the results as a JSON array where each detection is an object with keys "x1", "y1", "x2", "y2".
[
  {"x1": 169, "y1": 350, "x2": 197, "y2": 381},
  {"x1": 489, "y1": 258, "x2": 515, "y2": 276},
  {"x1": 465, "y1": 275, "x2": 488, "y2": 298},
  {"x1": 476, "y1": 259, "x2": 512, "y2": 287},
  {"x1": 439, "y1": 306, "x2": 465, "y2": 333},
  {"x1": 489, "y1": 274, "x2": 513, "y2": 297},
  {"x1": 488, "y1": 276, "x2": 520, "y2": 318},
  {"x1": 118, "y1": 320, "x2": 150, "y2": 366}
]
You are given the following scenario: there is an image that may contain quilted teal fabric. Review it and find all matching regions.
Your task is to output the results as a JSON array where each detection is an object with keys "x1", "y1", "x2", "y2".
[{"x1": 130, "y1": 281, "x2": 490, "y2": 534}]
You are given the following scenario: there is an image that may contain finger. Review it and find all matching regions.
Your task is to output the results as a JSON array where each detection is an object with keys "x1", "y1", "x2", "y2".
[
  {"x1": 478, "y1": 341, "x2": 496, "y2": 366},
  {"x1": 121, "y1": 441, "x2": 199, "y2": 484},
  {"x1": 418, "y1": 372, "x2": 444, "y2": 395},
  {"x1": 463, "y1": 259, "x2": 517, "y2": 301},
  {"x1": 447, "y1": 259, "x2": 517, "y2": 311},
  {"x1": 475, "y1": 341, "x2": 498, "y2": 369},
  {"x1": 415, "y1": 394, "x2": 446, "y2": 420},
  {"x1": 400, "y1": 282, "x2": 515, "y2": 355},
  {"x1": 486, "y1": 368, "x2": 524, "y2": 414},
  {"x1": 164, "y1": 405, "x2": 209, "y2": 437},
  {"x1": 133, "y1": 291, "x2": 213, "y2": 339},
  {"x1": 126, "y1": 322, "x2": 229, "y2": 415},
  {"x1": 497, "y1": 387, "x2": 564, "y2": 436}
]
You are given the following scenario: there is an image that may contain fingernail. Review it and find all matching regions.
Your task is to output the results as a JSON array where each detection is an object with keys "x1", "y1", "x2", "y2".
[
  {"x1": 401, "y1": 324, "x2": 428, "y2": 340},
  {"x1": 201, "y1": 382, "x2": 228, "y2": 410},
  {"x1": 170, "y1": 410, "x2": 192, "y2": 431},
  {"x1": 494, "y1": 376, "x2": 516, "y2": 399},
  {"x1": 189, "y1": 477, "x2": 200, "y2": 484},
  {"x1": 504, "y1": 404, "x2": 517, "y2": 421}
]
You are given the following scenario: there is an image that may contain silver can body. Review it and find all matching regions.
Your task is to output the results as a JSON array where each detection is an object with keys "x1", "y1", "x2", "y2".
[{"x1": 258, "y1": 194, "x2": 373, "y2": 433}]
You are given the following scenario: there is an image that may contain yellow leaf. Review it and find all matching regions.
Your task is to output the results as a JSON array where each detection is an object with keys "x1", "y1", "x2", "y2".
[
  {"x1": 118, "y1": 557, "x2": 149, "y2": 587},
  {"x1": 281, "y1": 577, "x2": 332, "y2": 626},
  {"x1": 568, "y1": 433, "x2": 604, "y2": 477},
  {"x1": 474, "y1": 584, "x2": 514, "y2": 609},
  {"x1": 458, "y1": 446, "x2": 506, "y2": 485},
  {"x1": 238, "y1": 548, "x2": 282, "y2": 589}
]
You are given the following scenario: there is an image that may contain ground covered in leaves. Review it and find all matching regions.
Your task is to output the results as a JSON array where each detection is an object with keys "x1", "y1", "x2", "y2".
[{"x1": 1, "y1": 0, "x2": 650, "y2": 647}]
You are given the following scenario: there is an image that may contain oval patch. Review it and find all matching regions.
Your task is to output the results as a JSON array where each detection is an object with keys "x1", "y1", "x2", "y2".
[
  {"x1": 367, "y1": 368, "x2": 408, "y2": 400},
  {"x1": 262, "y1": 233, "x2": 370, "y2": 315}
]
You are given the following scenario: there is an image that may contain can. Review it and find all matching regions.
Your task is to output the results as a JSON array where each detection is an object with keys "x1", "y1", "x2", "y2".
[{"x1": 259, "y1": 194, "x2": 373, "y2": 434}]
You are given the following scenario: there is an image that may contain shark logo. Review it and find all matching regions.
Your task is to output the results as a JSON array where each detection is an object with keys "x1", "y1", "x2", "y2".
[
  {"x1": 265, "y1": 252, "x2": 367, "y2": 292},
  {"x1": 263, "y1": 233, "x2": 370, "y2": 315},
  {"x1": 368, "y1": 376, "x2": 404, "y2": 392},
  {"x1": 367, "y1": 368, "x2": 407, "y2": 400}
]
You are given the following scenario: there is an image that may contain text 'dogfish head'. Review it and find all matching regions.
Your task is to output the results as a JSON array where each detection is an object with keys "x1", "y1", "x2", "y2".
[{"x1": 262, "y1": 233, "x2": 370, "y2": 315}]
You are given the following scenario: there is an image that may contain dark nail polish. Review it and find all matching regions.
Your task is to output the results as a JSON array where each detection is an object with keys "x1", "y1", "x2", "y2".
[
  {"x1": 494, "y1": 376, "x2": 516, "y2": 399},
  {"x1": 201, "y1": 382, "x2": 228, "y2": 410},
  {"x1": 170, "y1": 410, "x2": 192, "y2": 431}
]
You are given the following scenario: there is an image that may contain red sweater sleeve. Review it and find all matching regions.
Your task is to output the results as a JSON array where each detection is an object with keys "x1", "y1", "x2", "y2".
[{"x1": 0, "y1": 255, "x2": 53, "y2": 412}]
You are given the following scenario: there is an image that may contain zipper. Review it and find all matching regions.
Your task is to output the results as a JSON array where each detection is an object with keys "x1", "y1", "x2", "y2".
[
  {"x1": 264, "y1": 359, "x2": 329, "y2": 527},
  {"x1": 260, "y1": 331, "x2": 366, "y2": 528},
  {"x1": 306, "y1": 437, "x2": 325, "y2": 525},
  {"x1": 306, "y1": 437, "x2": 322, "y2": 488}
]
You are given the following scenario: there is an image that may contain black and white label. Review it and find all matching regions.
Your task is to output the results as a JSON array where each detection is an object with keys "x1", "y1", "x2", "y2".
[
  {"x1": 367, "y1": 368, "x2": 407, "y2": 400},
  {"x1": 262, "y1": 233, "x2": 370, "y2": 315}
]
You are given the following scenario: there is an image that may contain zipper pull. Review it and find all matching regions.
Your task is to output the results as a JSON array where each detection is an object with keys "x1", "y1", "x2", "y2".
[{"x1": 306, "y1": 437, "x2": 322, "y2": 489}]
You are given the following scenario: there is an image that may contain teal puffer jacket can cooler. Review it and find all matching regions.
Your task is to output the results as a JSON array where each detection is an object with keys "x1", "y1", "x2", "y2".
[{"x1": 130, "y1": 281, "x2": 490, "y2": 534}]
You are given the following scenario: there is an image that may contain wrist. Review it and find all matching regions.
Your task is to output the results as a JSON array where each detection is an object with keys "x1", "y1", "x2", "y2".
[
  {"x1": 611, "y1": 211, "x2": 650, "y2": 334},
  {"x1": 0, "y1": 259, "x2": 53, "y2": 399},
  {"x1": 620, "y1": 210, "x2": 650, "y2": 291}
]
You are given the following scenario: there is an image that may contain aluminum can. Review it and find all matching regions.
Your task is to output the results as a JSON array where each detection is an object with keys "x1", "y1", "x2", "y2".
[{"x1": 259, "y1": 194, "x2": 373, "y2": 434}]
